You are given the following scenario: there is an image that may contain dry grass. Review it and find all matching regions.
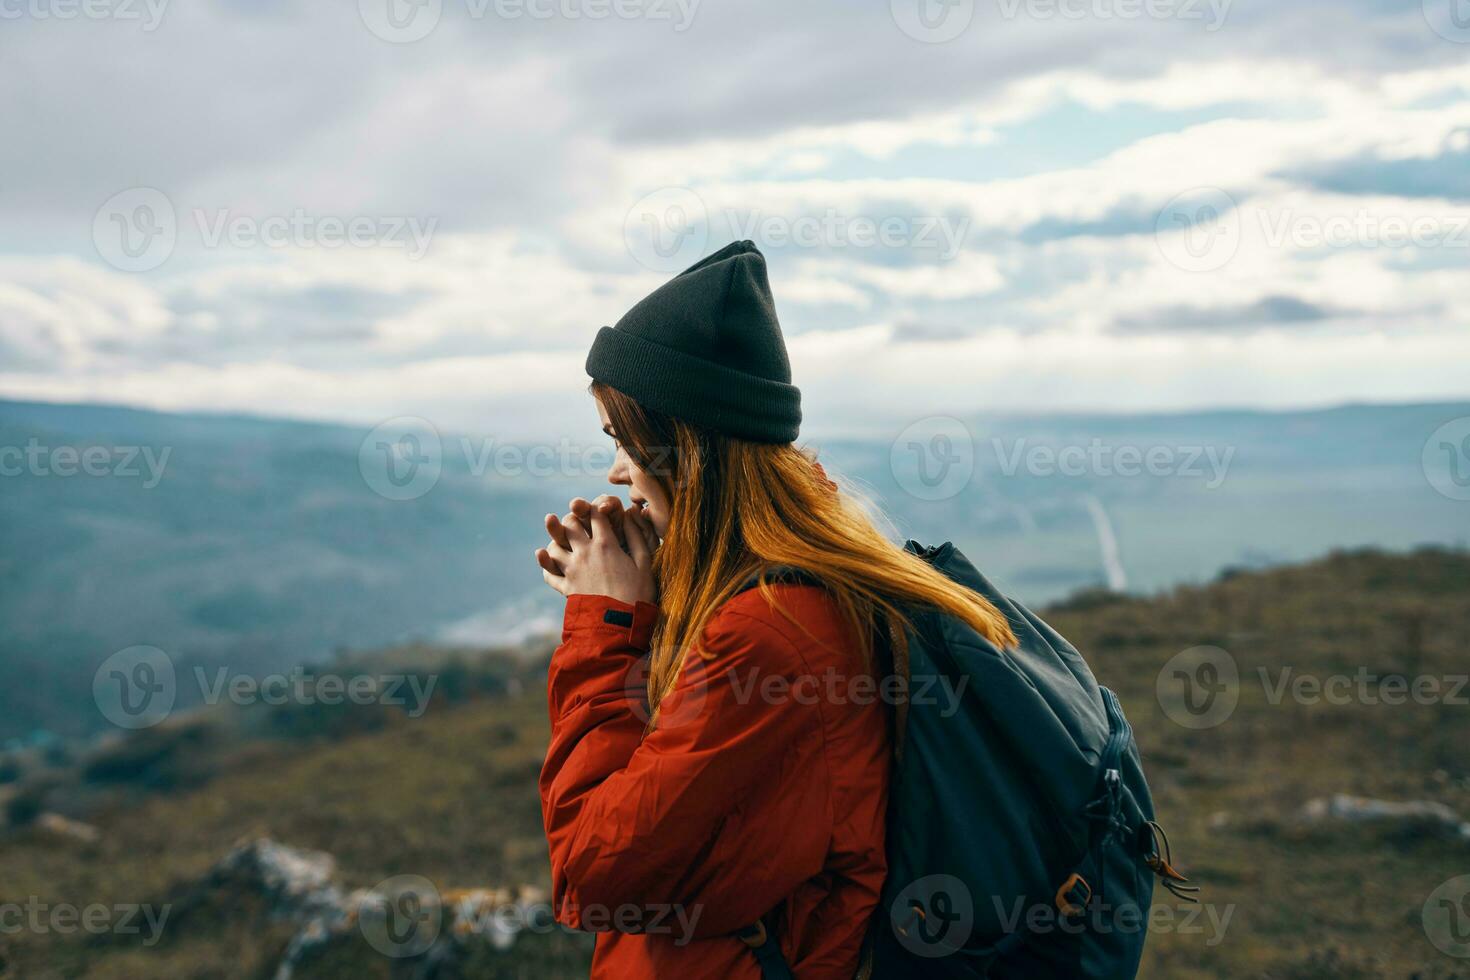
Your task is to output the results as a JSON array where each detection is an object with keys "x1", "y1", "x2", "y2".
[{"x1": 2, "y1": 547, "x2": 1468, "y2": 978}]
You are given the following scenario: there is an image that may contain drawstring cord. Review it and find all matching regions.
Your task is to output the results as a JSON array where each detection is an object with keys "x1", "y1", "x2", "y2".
[{"x1": 1141, "y1": 820, "x2": 1200, "y2": 903}]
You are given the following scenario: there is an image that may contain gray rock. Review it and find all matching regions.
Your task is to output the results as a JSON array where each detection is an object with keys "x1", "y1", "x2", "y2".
[{"x1": 1298, "y1": 794, "x2": 1470, "y2": 841}]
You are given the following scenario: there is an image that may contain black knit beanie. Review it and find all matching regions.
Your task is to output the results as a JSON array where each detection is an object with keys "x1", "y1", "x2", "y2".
[{"x1": 585, "y1": 240, "x2": 801, "y2": 444}]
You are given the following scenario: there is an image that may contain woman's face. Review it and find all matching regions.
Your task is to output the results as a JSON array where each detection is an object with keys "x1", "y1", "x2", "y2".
[{"x1": 597, "y1": 398, "x2": 672, "y2": 539}]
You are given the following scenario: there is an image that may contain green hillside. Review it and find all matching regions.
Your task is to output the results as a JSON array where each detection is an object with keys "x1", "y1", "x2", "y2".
[
  {"x1": 1, "y1": 548, "x2": 1468, "y2": 978},
  {"x1": 7, "y1": 397, "x2": 1469, "y2": 742}
]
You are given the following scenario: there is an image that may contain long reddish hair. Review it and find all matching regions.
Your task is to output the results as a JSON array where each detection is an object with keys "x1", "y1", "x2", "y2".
[{"x1": 592, "y1": 382, "x2": 1016, "y2": 721}]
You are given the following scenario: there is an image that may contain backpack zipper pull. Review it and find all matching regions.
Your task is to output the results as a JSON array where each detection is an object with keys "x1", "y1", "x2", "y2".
[{"x1": 1141, "y1": 820, "x2": 1201, "y2": 902}]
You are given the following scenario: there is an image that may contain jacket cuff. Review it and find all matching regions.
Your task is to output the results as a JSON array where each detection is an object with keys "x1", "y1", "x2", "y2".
[{"x1": 562, "y1": 594, "x2": 659, "y2": 650}]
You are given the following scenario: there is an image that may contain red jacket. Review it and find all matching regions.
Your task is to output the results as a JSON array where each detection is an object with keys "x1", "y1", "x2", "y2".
[{"x1": 540, "y1": 584, "x2": 891, "y2": 978}]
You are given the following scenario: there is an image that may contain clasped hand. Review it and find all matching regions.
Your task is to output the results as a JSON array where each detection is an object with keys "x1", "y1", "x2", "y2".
[{"x1": 535, "y1": 495, "x2": 657, "y2": 606}]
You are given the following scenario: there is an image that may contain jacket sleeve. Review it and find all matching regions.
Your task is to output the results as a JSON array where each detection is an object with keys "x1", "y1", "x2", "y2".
[{"x1": 539, "y1": 593, "x2": 827, "y2": 937}]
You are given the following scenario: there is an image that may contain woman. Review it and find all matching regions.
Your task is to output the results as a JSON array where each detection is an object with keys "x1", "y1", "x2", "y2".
[{"x1": 535, "y1": 240, "x2": 1016, "y2": 978}]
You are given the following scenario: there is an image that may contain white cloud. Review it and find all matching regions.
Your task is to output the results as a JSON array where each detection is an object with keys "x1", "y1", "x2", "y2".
[{"x1": 3, "y1": 9, "x2": 1468, "y2": 428}]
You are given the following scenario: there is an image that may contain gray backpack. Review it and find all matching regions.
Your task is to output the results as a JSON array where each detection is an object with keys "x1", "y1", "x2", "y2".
[{"x1": 740, "y1": 540, "x2": 1196, "y2": 978}]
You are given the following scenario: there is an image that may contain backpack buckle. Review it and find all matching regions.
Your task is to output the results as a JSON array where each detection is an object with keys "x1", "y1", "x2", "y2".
[
  {"x1": 1055, "y1": 873, "x2": 1092, "y2": 917},
  {"x1": 738, "y1": 919, "x2": 769, "y2": 948}
]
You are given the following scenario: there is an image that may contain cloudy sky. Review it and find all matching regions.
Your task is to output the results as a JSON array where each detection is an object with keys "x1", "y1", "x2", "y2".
[{"x1": 2, "y1": 0, "x2": 1469, "y2": 439}]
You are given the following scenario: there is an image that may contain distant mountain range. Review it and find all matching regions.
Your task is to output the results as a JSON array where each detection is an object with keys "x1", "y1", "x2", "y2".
[{"x1": 3, "y1": 397, "x2": 1466, "y2": 739}]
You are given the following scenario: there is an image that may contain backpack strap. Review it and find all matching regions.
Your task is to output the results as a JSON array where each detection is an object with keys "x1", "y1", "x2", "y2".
[
  {"x1": 853, "y1": 922, "x2": 877, "y2": 979},
  {"x1": 738, "y1": 918, "x2": 795, "y2": 980},
  {"x1": 734, "y1": 565, "x2": 824, "y2": 595}
]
